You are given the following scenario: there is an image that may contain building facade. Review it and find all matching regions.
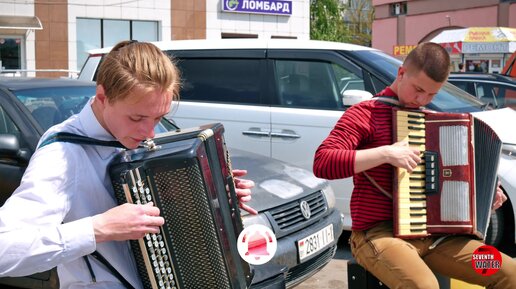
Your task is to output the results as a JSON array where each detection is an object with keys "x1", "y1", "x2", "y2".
[
  {"x1": 372, "y1": 0, "x2": 516, "y2": 72},
  {"x1": 0, "y1": 0, "x2": 309, "y2": 77}
]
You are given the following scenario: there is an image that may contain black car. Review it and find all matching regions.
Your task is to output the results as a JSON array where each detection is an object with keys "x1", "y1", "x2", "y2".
[
  {"x1": 448, "y1": 72, "x2": 516, "y2": 109},
  {"x1": 0, "y1": 77, "x2": 343, "y2": 289}
]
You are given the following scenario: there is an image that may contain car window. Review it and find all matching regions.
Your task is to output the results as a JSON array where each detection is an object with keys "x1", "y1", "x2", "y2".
[
  {"x1": 450, "y1": 79, "x2": 516, "y2": 109},
  {"x1": 370, "y1": 74, "x2": 387, "y2": 93},
  {"x1": 348, "y1": 50, "x2": 400, "y2": 80},
  {"x1": 13, "y1": 86, "x2": 95, "y2": 131},
  {"x1": 475, "y1": 82, "x2": 506, "y2": 108},
  {"x1": 78, "y1": 55, "x2": 102, "y2": 81},
  {"x1": 0, "y1": 105, "x2": 29, "y2": 150},
  {"x1": 449, "y1": 81, "x2": 476, "y2": 96},
  {"x1": 176, "y1": 58, "x2": 262, "y2": 105},
  {"x1": 487, "y1": 83, "x2": 516, "y2": 109},
  {"x1": 333, "y1": 63, "x2": 365, "y2": 93},
  {"x1": 156, "y1": 117, "x2": 178, "y2": 133},
  {"x1": 426, "y1": 83, "x2": 485, "y2": 113},
  {"x1": 274, "y1": 60, "x2": 343, "y2": 110},
  {"x1": 475, "y1": 83, "x2": 493, "y2": 101},
  {"x1": 0, "y1": 106, "x2": 20, "y2": 135},
  {"x1": 501, "y1": 85, "x2": 516, "y2": 109}
]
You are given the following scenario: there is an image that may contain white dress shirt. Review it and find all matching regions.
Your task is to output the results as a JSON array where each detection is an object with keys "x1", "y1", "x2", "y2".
[{"x1": 0, "y1": 100, "x2": 142, "y2": 289}]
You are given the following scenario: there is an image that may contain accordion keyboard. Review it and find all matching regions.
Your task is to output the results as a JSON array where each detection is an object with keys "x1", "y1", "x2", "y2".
[
  {"x1": 124, "y1": 168, "x2": 178, "y2": 289},
  {"x1": 395, "y1": 110, "x2": 428, "y2": 237}
]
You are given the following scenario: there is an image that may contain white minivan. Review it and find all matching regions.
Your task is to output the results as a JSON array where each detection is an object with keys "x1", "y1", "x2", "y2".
[{"x1": 80, "y1": 39, "x2": 516, "y2": 249}]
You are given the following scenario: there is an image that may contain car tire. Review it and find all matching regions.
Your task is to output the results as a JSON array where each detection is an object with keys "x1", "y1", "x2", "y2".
[{"x1": 485, "y1": 208, "x2": 504, "y2": 247}]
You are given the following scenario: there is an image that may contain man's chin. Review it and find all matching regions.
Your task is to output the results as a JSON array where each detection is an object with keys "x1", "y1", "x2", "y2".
[
  {"x1": 404, "y1": 104, "x2": 420, "y2": 109},
  {"x1": 122, "y1": 140, "x2": 141, "y2": 150}
]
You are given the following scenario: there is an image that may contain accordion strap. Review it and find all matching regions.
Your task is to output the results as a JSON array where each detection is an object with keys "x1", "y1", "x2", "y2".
[
  {"x1": 371, "y1": 96, "x2": 402, "y2": 107},
  {"x1": 38, "y1": 132, "x2": 125, "y2": 149},
  {"x1": 89, "y1": 251, "x2": 136, "y2": 289},
  {"x1": 362, "y1": 172, "x2": 393, "y2": 199},
  {"x1": 41, "y1": 134, "x2": 134, "y2": 288},
  {"x1": 364, "y1": 96, "x2": 403, "y2": 199}
]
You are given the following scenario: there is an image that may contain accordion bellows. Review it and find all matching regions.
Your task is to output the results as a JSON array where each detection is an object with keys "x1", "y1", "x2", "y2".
[{"x1": 109, "y1": 123, "x2": 252, "y2": 289}]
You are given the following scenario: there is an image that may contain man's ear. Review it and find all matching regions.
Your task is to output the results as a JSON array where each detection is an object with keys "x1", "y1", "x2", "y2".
[
  {"x1": 397, "y1": 66, "x2": 406, "y2": 79},
  {"x1": 96, "y1": 85, "x2": 107, "y2": 106}
]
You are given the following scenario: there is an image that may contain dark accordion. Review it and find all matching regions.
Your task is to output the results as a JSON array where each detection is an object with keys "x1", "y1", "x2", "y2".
[
  {"x1": 393, "y1": 109, "x2": 502, "y2": 239},
  {"x1": 109, "y1": 123, "x2": 252, "y2": 289}
]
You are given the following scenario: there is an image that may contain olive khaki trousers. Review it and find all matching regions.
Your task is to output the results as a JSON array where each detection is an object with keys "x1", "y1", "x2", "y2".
[{"x1": 350, "y1": 222, "x2": 516, "y2": 289}]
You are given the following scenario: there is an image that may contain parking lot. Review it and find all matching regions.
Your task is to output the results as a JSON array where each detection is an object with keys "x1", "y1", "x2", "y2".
[{"x1": 296, "y1": 233, "x2": 352, "y2": 289}]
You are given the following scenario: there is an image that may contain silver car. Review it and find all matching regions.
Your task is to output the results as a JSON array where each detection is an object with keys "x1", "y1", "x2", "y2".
[{"x1": 80, "y1": 39, "x2": 516, "y2": 249}]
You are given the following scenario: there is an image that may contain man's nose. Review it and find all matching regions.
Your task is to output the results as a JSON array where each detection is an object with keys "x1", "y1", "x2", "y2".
[
  {"x1": 416, "y1": 93, "x2": 431, "y2": 104},
  {"x1": 140, "y1": 121, "x2": 155, "y2": 139}
]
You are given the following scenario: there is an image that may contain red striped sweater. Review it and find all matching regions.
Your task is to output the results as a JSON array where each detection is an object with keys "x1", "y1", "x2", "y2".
[{"x1": 313, "y1": 88, "x2": 398, "y2": 231}]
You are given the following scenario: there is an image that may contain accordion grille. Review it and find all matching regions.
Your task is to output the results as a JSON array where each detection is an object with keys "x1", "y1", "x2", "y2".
[{"x1": 153, "y1": 162, "x2": 231, "y2": 289}]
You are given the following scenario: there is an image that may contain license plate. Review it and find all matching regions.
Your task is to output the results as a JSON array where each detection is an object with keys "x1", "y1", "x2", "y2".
[{"x1": 297, "y1": 224, "x2": 334, "y2": 262}]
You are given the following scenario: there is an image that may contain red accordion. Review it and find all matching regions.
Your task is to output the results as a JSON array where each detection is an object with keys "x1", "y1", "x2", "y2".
[{"x1": 393, "y1": 109, "x2": 502, "y2": 239}]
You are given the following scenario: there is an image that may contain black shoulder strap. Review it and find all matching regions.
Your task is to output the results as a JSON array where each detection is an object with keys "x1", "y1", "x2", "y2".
[
  {"x1": 372, "y1": 96, "x2": 428, "y2": 111},
  {"x1": 89, "y1": 251, "x2": 136, "y2": 289},
  {"x1": 43, "y1": 133, "x2": 134, "y2": 288},
  {"x1": 38, "y1": 132, "x2": 125, "y2": 149},
  {"x1": 371, "y1": 96, "x2": 402, "y2": 107}
]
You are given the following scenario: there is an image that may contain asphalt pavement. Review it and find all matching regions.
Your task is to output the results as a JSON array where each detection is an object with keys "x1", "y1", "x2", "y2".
[{"x1": 296, "y1": 232, "x2": 352, "y2": 289}]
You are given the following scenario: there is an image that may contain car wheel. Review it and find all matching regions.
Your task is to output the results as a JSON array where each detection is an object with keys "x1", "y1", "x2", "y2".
[{"x1": 485, "y1": 208, "x2": 504, "y2": 247}]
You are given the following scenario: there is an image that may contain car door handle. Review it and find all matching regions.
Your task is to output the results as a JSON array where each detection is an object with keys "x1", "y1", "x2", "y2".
[
  {"x1": 242, "y1": 130, "x2": 270, "y2": 137},
  {"x1": 270, "y1": 132, "x2": 301, "y2": 139}
]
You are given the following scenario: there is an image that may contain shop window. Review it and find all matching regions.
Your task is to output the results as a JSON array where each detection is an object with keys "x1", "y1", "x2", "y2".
[
  {"x1": 465, "y1": 60, "x2": 489, "y2": 73},
  {"x1": 76, "y1": 18, "x2": 159, "y2": 70},
  {"x1": 0, "y1": 37, "x2": 22, "y2": 70}
]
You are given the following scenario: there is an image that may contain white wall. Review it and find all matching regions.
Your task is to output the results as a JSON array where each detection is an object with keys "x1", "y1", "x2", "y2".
[
  {"x1": 67, "y1": 0, "x2": 172, "y2": 71},
  {"x1": 3, "y1": 0, "x2": 312, "y2": 74},
  {"x1": 206, "y1": 0, "x2": 310, "y2": 39}
]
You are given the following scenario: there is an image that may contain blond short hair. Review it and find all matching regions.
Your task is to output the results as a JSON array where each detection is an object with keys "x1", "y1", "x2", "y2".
[{"x1": 96, "y1": 40, "x2": 181, "y2": 103}]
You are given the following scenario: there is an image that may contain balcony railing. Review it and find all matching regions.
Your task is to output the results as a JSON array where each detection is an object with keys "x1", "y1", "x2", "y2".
[{"x1": 0, "y1": 69, "x2": 79, "y2": 79}]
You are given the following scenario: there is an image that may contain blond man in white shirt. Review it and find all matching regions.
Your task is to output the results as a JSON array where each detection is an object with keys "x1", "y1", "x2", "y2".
[{"x1": 0, "y1": 40, "x2": 256, "y2": 288}]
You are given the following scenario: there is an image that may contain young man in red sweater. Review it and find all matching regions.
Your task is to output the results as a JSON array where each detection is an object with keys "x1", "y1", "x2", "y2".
[{"x1": 313, "y1": 42, "x2": 516, "y2": 289}]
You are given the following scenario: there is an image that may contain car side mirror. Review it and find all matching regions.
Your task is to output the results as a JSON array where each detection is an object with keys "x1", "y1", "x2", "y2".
[
  {"x1": 342, "y1": 90, "x2": 374, "y2": 107},
  {"x1": 0, "y1": 134, "x2": 30, "y2": 164}
]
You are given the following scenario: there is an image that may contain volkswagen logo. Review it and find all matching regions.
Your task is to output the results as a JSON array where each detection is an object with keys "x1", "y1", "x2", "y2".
[{"x1": 300, "y1": 200, "x2": 311, "y2": 220}]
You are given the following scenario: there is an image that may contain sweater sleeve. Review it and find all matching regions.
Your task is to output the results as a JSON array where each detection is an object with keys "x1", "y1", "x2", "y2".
[{"x1": 313, "y1": 103, "x2": 373, "y2": 180}]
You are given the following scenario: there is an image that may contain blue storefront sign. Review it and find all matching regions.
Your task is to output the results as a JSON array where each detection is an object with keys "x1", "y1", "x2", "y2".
[{"x1": 222, "y1": 0, "x2": 292, "y2": 16}]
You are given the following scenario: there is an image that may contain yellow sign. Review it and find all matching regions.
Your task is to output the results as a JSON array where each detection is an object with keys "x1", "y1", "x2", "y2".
[
  {"x1": 465, "y1": 27, "x2": 516, "y2": 42},
  {"x1": 393, "y1": 45, "x2": 417, "y2": 56}
]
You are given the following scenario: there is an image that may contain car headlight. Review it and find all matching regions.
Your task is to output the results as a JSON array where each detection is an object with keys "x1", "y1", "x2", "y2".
[
  {"x1": 242, "y1": 213, "x2": 272, "y2": 229},
  {"x1": 502, "y1": 143, "x2": 516, "y2": 159},
  {"x1": 321, "y1": 185, "x2": 336, "y2": 209}
]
